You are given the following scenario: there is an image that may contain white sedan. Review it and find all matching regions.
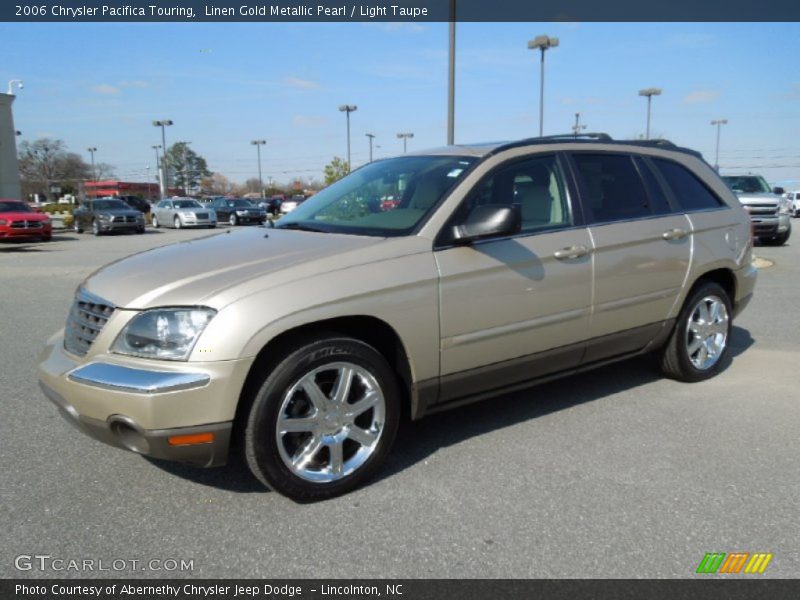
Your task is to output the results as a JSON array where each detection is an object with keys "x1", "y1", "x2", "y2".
[{"x1": 152, "y1": 198, "x2": 217, "y2": 229}]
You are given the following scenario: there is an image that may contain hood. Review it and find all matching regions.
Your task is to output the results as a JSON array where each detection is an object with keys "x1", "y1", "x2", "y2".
[
  {"x1": 0, "y1": 211, "x2": 50, "y2": 221},
  {"x1": 82, "y1": 227, "x2": 384, "y2": 309},
  {"x1": 735, "y1": 192, "x2": 780, "y2": 205},
  {"x1": 98, "y1": 208, "x2": 142, "y2": 216}
]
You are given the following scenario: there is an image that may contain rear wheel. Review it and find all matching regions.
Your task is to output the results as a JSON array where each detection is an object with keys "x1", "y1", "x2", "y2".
[
  {"x1": 660, "y1": 281, "x2": 732, "y2": 382},
  {"x1": 244, "y1": 336, "x2": 400, "y2": 502}
]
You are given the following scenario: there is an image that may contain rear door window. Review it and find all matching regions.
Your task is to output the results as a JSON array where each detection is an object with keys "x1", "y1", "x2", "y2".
[{"x1": 652, "y1": 159, "x2": 725, "y2": 211}]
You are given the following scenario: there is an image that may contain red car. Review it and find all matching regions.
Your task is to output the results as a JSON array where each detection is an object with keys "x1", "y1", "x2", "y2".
[{"x1": 0, "y1": 199, "x2": 52, "y2": 242}]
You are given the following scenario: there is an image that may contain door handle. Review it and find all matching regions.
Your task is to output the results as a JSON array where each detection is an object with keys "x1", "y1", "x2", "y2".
[
  {"x1": 662, "y1": 228, "x2": 688, "y2": 241},
  {"x1": 554, "y1": 245, "x2": 589, "y2": 260}
]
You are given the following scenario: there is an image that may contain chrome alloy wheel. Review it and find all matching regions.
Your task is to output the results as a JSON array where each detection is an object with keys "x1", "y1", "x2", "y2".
[
  {"x1": 686, "y1": 295, "x2": 729, "y2": 370},
  {"x1": 275, "y1": 362, "x2": 385, "y2": 483}
]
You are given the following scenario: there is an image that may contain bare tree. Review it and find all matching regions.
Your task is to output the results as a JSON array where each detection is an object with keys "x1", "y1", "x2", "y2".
[{"x1": 18, "y1": 138, "x2": 97, "y2": 200}]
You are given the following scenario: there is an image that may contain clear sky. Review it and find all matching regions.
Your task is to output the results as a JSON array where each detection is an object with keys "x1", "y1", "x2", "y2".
[{"x1": 2, "y1": 21, "x2": 798, "y2": 187}]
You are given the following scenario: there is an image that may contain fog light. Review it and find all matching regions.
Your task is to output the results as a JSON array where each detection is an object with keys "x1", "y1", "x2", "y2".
[{"x1": 167, "y1": 432, "x2": 215, "y2": 446}]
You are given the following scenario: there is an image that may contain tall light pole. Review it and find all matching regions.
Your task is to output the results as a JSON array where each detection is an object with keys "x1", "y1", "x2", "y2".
[
  {"x1": 251, "y1": 139, "x2": 266, "y2": 197},
  {"x1": 365, "y1": 133, "x2": 376, "y2": 162},
  {"x1": 638, "y1": 88, "x2": 662, "y2": 140},
  {"x1": 447, "y1": 0, "x2": 456, "y2": 145},
  {"x1": 711, "y1": 119, "x2": 728, "y2": 172},
  {"x1": 338, "y1": 105, "x2": 357, "y2": 172},
  {"x1": 152, "y1": 119, "x2": 173, "y2": 198},
  {"x1": 86, "y1": 147, "x2": 97, "y2": 182},
  {"x1": 571, "y1": 113, "x2": 586, "y2": 138},
  {"x1": 528, "y1": 35, "x2": 559, "y2": 137},
  {"x1": 178, "y1": 141, "x2": 192, "y2": 196},
  {"x1": 7, "y1": 80, "x2": 23, "y2": 95},
  {"x1": 397, "y1": 132, "x2": 414, "y2": 153},
  {"x1": 152, "y1": 145, "x2": 161, "y2": 184}
]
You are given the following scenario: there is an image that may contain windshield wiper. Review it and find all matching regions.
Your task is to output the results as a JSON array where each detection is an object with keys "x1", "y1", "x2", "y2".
[{"x1": 276, "y1": 222, "x2": 328, "y2": 233}]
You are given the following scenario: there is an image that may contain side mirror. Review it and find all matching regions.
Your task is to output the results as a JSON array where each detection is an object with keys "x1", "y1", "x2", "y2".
[
  {"x1": 773, "y1": 186, "x2": 785, "y2": 195},
  {"x1": 452, "y1": 204, "x2": 521, "y2": 244}
]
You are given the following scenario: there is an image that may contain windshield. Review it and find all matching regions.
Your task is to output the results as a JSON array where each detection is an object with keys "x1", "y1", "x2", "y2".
[
  {"x1": 93, "y1": 199, "x2": 130, "y2": 210},
  {"x1": 0, "y1": 201, "x2": 33, "y2": 213},
  {"x1": 722, "y1": 175, "x2": 771, "y2": 194},
  {"x1": 277, "y1": 155, "x2": 476, "y2": 236},
  {"x1": 174, "y1": 200, "x2": 202, "y2": 209}
]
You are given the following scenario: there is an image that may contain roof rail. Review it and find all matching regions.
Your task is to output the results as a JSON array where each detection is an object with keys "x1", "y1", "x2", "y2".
[
  {"x1": 623, "y1": 138, "x2": 677, "y2": 148},
  {"x1": 537, "y1": 132, "x2": 613, "y2": 141},
  {"x1": 489, "y1": 134, "x2": 703, "y2": 160}
]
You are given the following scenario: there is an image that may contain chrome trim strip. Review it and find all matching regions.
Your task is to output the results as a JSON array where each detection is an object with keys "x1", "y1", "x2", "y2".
[
  {"x1": 594, "y1": 287, "x2": 680, "y2": 314},
  {"x1": 76, "y1": 287, "x2": 116, "y2": 309},
  {"x1": 67, "y1": 362, "x2": 210, "y2": 394},
  {"x1": 443, "y1": 307, "x2": 590, "y2": 349}
]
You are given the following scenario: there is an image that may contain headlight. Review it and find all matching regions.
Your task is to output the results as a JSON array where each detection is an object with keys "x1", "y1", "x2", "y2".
[
  {"x1": 236, "y1": 210, "x2": 246, "y2": 215},
  {"x1": 111, "y1": 308, "x2": 216, "y2": 361},
  {"x1": 0, "y1": 219, "x2": 7, "y2": 226},
  {"x1": 779, "y1": 199, "x2": 792, "y2": 215},
  {"x1": 42, "y1": 217, "x2": 51, "y2": 224},
  {"x1": 98, "y1": 214, "x2": 111, "y2": 221},
  {"x1": 186, "y1": 212, "x2": 196, "y2": 218}
]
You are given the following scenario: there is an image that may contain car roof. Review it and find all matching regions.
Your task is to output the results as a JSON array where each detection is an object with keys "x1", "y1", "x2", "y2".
[{"x1": 407, "y1": 134, "x2": 702, "y2": 160}]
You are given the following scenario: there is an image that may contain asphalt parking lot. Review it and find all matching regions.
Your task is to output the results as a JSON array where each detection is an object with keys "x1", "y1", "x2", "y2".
[{"x1": 1, "y1": 225, "x2": 798, "y2": 579}]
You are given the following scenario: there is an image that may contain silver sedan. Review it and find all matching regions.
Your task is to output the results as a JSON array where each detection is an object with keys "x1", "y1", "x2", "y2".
[{"x1": 151, "y1": 198, "x2": 217, "y2": 229}]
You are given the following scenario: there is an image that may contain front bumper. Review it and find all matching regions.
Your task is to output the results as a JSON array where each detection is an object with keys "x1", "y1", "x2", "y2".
[
  {"x1": 180, "y1": 216, "x2": 216, "y2": 227},
  {"x1": 749, "y1": 215, "x2": 790, "y2": 237},
  {"x1": 98, "y1": 221, "x2": 143, "y2": 232},
  {"x1": 1, "y1": 224, "x2": 52, "y2": 240},
  {"x1": 40, "y1": 381, "x2": 231, "y2": 467},
  {"x1": 38, "y1": 332, "x2": 254, "y2": 467}
]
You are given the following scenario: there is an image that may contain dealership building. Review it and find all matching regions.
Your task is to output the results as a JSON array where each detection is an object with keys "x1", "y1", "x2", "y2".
[{"x1": 84, "y1": 180, "x2": 178, "y2": 200}]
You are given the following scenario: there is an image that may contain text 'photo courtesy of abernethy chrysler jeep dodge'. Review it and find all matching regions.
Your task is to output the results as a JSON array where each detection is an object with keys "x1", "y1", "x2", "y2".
[{"x1": 38, "y1": 136, "x2": 756, "y2": 501}]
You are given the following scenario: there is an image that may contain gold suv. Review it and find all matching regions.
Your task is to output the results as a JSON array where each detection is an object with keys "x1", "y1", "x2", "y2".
[{"x1": 38, "y1": 136, "x2": 757, "y2": 501}]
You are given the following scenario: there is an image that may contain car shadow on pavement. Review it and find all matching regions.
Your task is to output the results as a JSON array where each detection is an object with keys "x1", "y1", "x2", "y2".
[
  {"x1": 145, "y1": 453, "x2": 268, "y2": 493},
  {"x1": 146, "y1": 326, "x2": 755, "y2": 496}
]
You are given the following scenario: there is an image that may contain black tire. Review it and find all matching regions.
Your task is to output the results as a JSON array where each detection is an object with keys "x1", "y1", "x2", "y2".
[
  {"x1": 762, "y1": 228, "x2": 790, "y2": 246},
  {"x1": 660, "y1": 281, "x2": 733, "y2": 382},
  {"x1": 73, "y1": 222, "x2": 83, "y2": 234},
  {"x1": 91, "y1": 220, "x2": 101, "y2": 236},
  {"x1": 229, "y1": 214, "x2": 238, "y2": 226},
  {"x1": 244, "y1": 336, "x2": 401, "y2": 502}
]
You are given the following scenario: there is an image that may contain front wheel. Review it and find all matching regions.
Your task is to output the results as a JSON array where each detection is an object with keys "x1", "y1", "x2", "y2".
[
  {"x1": 762, "y1": 228, "x2": 790, "y2": 246},
  {"x1": 73, "y1": 221, "x2": 83, "y2": 234},
  {"x1": 660, "y1": 281, "x2": 732, "y2": 382},
  {"x1": 91, "y1": 220, "x2": 101, "y2": 236},
  {"x1": 152, "y1": 215, "x2": 160, "y2": 228},
  {"x1": 244, "y1": 336, "x2": 401, "y2": 502},
  {"x1": 174, "y1": 215, "x2": 182, "y2": 229},
  {"x1": 229, "y1": 214, "x2": 238, "y2": 226}
]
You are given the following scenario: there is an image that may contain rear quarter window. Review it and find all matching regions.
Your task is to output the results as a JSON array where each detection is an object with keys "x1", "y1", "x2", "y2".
[{"x1": 652, "y1": 159, "x2": 725, "y2": 211}]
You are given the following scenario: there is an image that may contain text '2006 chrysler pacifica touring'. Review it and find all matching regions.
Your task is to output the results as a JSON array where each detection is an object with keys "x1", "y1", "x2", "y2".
[{"x1": 38, "y1": 136, "x2": 756, "y2": 501}]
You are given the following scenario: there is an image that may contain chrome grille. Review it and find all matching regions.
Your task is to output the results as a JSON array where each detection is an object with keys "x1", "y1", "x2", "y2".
[
  {"x1": 196, "y1": 213, "x2": 209, "y2": 219},
  {"x1": 10, "y1": 220, "x2": 42, "y2": 229},
  {"x1": 64, "y1": 289, "x2": 116, "y2": 357},
  {"x1": 744, "y1": 204, "x2": 778, "y2": 217}
]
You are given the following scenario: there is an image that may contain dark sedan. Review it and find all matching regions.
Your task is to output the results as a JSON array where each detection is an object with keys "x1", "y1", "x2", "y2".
[
  {"x1": 209, "y1": 198, "x2": 266, "y2": 226},
  {"x1": 74, "y1": 198, "x2": 145, "y2": 236}
]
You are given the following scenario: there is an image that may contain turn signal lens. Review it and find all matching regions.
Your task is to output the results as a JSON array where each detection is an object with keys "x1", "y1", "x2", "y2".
[{"x1": 167, "y1": 432, "x2": 215, "y2": 446}]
